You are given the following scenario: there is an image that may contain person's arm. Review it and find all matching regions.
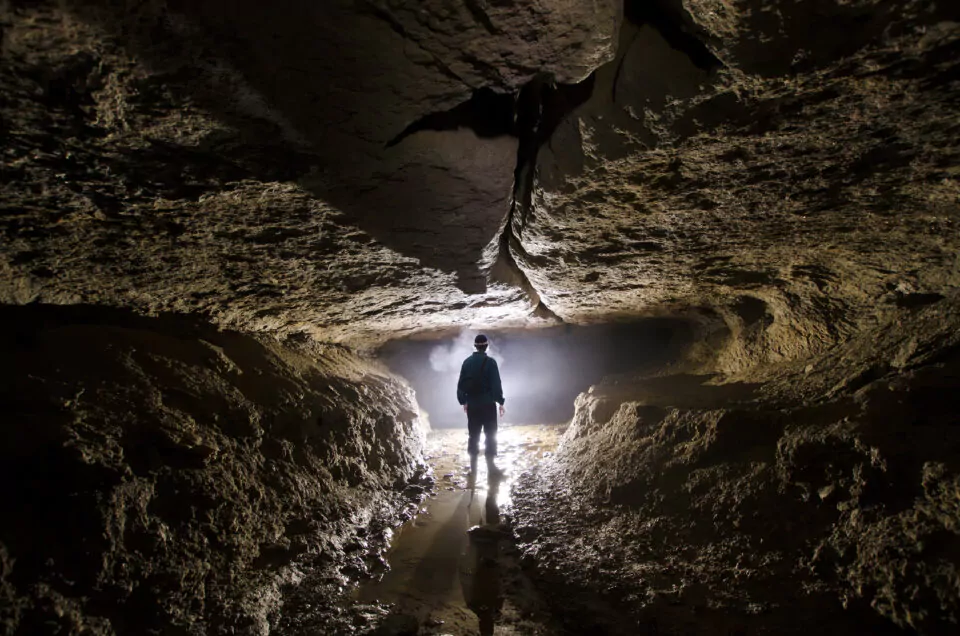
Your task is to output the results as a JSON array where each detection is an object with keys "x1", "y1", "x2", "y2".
[
  {"x1": 456, "y1": 359, "x2": 468, "y2": 407},
  {"x1": 490, "y1": 360, "x2": 505, "y2": 415}
]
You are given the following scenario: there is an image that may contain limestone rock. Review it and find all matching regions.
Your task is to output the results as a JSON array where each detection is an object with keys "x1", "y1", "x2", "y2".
[
  {"x1": 0, "y1": 0, "x2": 620, "y2": 340},
  {"x1": 1, "y1": 0, "x2": 960, "y2": 634},
  {"x1": 0, "y1": 304, "x2": 426, "y2": 635},
  {"x1": 512, "y1": 298, "x2": 960, "y2": 634},
  {"x1": 523, "y1": 7, "x2": 960, "y2": 368}
]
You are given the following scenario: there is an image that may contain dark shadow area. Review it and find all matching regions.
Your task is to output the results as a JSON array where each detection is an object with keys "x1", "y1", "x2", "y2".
[
  {"x1": 895, "y1": 291, "x2": 946, "y2": 309},
  {"x1": 378, "y1": 318, "x2": 694, "y2": 427},
  {"x1": 0, "y1": 302, "x2": 227, "y2": 348},
  {"x1": 385, "y1": 87, "x2": 516, "y2": 148},
  {"x1": 512, "y1": 72, "x2": 596, "y2": 213},
  {"x1": 0, "y1": 301, "x2": 430, "y2": 635},
  {"x1": 0, "y1": 303, "x2": 254, "y2": 633},
  {"x1": 624, "y1": 1, "x2": 722, "y2": 72}
]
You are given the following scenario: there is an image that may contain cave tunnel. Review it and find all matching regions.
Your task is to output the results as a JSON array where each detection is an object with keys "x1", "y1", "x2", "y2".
[
  {"x1": 379, "y1": 319, "x2": 693, "y2": 428},
  {"x1": 2, "y1": 1, "x2": 960, "y2": 635}
]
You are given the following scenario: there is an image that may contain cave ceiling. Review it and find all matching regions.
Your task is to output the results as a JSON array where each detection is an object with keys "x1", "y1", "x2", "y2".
[{"x1": 1, "y1": 0, "x2": 958, "y2": 349}]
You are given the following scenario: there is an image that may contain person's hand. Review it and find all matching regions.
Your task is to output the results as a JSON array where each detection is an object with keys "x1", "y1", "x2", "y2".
[
  {"x1": 463, "y1": 404, "x2": 468, "y2": 413},
  {"x1": 499, "y1": 404, "x2": 505, "y2": 417}
]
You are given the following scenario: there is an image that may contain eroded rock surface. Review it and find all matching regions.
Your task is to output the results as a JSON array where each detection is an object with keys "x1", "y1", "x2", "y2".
[
  {"x1": 0, "y1": 305, "x2": 425, "y2": 635},
  {"x1": 0, "y1": 0, "x2": 620, "y2": 340},
  {"x1": 512, "y1": 298, "x2": 960, "y2": 634},
  {"x1": 522, "y1": 4, "x2": 960, "y2": 369},
  {"x1": 2, "y1": 0, "x2": 960, "y2": 634}
]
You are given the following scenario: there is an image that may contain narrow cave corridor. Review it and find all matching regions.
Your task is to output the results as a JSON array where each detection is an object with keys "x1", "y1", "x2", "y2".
[{"x1": 3, "y1": 1, "x2": 960, "y2": 636}]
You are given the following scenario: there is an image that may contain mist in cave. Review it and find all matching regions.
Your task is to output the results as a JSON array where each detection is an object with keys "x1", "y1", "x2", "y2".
[{"x1": 378, "y1": 319, "x2": 693, "y2": 428}]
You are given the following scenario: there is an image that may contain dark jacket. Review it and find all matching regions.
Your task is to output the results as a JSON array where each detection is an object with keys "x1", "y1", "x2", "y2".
[{"x1": 457, "y1": 352, "x2": 504, "y2": 407}]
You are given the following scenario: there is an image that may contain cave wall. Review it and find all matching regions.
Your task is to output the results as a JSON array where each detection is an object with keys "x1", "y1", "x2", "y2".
[
  {"x1": 512, "y1": 297, "x2": 960, "y2": 634},
  {"x1": 0, "y1": 305, "x2": 425, "y2": 636},
  {"x1": 521, "y1": 1, "x2": 960, "y2": 368}
]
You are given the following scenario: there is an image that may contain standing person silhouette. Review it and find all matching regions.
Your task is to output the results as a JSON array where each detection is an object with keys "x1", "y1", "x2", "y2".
[{"x1": 456, "y1": 334, "x2": 505, "y2": 458}]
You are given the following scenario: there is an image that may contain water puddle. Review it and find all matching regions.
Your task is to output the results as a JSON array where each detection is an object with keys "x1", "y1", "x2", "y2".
[{"x1": 355, "y1": 424, "x2": 565, "y2": 635}]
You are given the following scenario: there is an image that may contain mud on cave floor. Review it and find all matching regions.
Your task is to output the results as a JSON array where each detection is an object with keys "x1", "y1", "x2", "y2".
[
  {"x1": 359, "y1": 425, "x2": 573, "y2": 636},
  {"x1": 295, "y1": 424, "x2": 570, "y2": 636},
  {"x1": 272, "y1": 425, "x2": 567, "y2": 636}
]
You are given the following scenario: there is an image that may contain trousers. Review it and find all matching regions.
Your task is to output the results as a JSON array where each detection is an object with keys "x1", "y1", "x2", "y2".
[{"x1": 466, "y1": 402, "x2": 497, "y2": 457}]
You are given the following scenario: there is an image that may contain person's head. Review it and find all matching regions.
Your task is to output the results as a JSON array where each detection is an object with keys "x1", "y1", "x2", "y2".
[{"x1": 474, "y1": 334, "x2": 489, "y2": 352}]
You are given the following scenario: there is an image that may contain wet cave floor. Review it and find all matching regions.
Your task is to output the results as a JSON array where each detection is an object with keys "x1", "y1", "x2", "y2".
[{"x1": 356, "y1": 424, "x2": 567, "y2": 636}]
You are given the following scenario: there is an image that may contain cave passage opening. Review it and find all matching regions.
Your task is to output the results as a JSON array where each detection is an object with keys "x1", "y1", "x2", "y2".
[
  {"x1": 360, "y1": 318, "x2": 696, "y2": 633},
  {"x1": 377, "y1": 318, "x2": 695, "y2": 429}
]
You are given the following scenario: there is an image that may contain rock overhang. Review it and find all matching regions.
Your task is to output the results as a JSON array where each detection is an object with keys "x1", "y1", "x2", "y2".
[{"x1": 0, "y1": 0, "x2": 957, "y2": 357}]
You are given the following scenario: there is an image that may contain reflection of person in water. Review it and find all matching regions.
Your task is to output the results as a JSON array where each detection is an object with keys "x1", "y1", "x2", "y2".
[
  {"x1": 464, "y1": 462, "x2": 504, "y2": 635},
  {"x1": 484, "y1": 459, "x2": 501, "y2": 525}
]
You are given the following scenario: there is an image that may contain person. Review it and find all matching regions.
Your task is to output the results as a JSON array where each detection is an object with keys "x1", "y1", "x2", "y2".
[{"x1": 456, "y1": 334, "x2": 505, "y2": 458}]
